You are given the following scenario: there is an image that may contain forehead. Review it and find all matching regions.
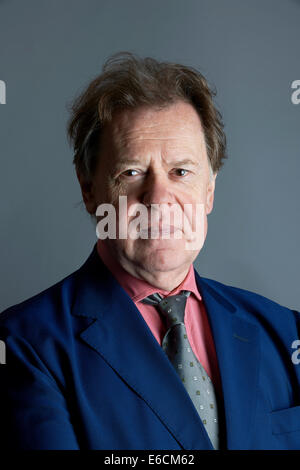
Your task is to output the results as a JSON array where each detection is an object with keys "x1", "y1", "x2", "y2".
[{"x1": 102, "y1": 101, "x2": 206, "y2": 154}]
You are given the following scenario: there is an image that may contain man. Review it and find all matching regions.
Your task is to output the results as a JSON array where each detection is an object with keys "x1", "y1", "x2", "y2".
[{"x1": 0, "y1": 52, "x2": 299, "y2": 450}]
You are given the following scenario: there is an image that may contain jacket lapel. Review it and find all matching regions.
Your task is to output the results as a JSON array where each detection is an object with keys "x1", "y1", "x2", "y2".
[{"x1": 195, "y1": 272, "x2": 261, "y2": 449}]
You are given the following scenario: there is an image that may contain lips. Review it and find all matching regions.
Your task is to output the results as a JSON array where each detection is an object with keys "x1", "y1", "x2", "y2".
[{"x1": 140, "y1": 225, "x2": 182, "y2": 236}]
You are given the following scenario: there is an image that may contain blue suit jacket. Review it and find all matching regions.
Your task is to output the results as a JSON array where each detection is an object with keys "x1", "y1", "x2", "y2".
[{"x1": 0, "y1": 243, "x2": 299, "y2": 450}]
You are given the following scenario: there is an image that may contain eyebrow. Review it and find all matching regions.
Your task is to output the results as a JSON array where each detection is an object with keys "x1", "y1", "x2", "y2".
[
  {"x1": 170, "y1": 159, "x2": 199, "y2": 167},
  {"x1": 115, "y1": 159, "x2": 143, "y2": 168},
  {"x1": 114, "y1": 158, "x2": 199, "y2": 169}
]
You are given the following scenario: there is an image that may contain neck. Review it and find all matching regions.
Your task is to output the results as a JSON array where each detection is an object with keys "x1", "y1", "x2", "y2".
[{"x1": 122, "y1": 261, "x2": 190, "y2": 292}]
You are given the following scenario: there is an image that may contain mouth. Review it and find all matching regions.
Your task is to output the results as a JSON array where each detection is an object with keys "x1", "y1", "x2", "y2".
[{"x1": 140, "y1": 225, "x2": 182, "y2": 237}]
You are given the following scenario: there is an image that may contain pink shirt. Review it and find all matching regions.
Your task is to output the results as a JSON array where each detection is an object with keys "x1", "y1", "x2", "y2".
[{"x1": 96, "y1": 239, "x2": 222, "y2": 394}]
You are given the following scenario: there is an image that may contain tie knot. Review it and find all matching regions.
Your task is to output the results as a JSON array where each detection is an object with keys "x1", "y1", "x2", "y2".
[{"x1": 141, "y1": 290, "x2": 191, "y2": 329}]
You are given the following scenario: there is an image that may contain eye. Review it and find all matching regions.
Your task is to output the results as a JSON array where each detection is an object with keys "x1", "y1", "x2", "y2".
[
  {"x1": 122, "y1": 169, "x2": 140, "y2": 177},
  {"x1": 173, "y1": 168, "x2": 189, "y2": 177}
]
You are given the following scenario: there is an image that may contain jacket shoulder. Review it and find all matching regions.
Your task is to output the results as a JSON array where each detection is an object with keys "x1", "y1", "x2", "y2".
[
  {"x1": 0, "y1": 263, "x2": 81, "y2": 337},
  {"x1": 200, "y1": 275, "x2": 300, "y2": 327}
]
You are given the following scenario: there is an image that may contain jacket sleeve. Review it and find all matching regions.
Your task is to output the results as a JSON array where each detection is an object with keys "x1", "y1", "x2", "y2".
[{"x1": 0, "y1": 326, "x2": 80, "y2": 450}]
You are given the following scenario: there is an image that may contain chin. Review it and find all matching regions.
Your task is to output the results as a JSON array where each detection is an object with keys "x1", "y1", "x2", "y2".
[{"x1": 129, "y1": 239, "x2": 193, "y2": 272}]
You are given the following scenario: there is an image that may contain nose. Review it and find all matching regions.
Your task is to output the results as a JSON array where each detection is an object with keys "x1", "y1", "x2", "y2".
[{"x1": 141, "y1": 172, "x2": 175, "y2": 207}]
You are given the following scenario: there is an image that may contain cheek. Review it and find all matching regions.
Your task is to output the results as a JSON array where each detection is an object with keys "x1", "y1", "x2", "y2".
[
  {"x1": 113, "y1": 196, "x2": 142, "y2": 242},
  {"x1": 94, "y1": 182, "x2": 123, "y2": 210},
  {"x1": 175, "y1": 187, "x2": 207, "y2": 247},
  {"x1": 177, "y1": 186, "x2": 205, "y2": 217},
  {"x1": 178, "y1": 177, "x2": 206, "y2": 202}
]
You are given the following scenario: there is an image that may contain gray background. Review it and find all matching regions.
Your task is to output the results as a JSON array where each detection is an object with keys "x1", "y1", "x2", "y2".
[{"x1": 0, "y1": 0, "x2": 299, "y2": 313}]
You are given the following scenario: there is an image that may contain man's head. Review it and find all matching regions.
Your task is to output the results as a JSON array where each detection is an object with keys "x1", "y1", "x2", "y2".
[{"x1": 68, "y1": 52, "x2": 227, "y2": 289}]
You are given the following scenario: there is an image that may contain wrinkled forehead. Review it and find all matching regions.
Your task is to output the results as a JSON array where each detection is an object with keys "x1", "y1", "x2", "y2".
[{"x1": 101, "y1": 101, "x2": 207, "y2": 157}]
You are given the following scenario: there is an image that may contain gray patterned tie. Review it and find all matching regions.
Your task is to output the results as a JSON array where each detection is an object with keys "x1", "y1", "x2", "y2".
[{"x1": 141, "y1": 290, "x2": 219, "y2": 450}]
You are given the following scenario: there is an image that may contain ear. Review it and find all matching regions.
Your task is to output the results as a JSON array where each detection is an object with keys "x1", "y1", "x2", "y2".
[
  {"x1": 206, "y1": 173, "x2": 217, "y2": 215},
  {"x1": 76, "y1": 169, "x2": 97, "y2": 215}
]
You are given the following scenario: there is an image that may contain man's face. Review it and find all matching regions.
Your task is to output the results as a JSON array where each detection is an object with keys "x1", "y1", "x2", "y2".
[{"x1": 79, "y1": 100, "x2": 216, "y2": 282}]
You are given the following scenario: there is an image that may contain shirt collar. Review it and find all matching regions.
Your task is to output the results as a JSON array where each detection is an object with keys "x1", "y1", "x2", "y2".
[{"x1": 96, "y1": 239, "x2": 202, "y2": 303}]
